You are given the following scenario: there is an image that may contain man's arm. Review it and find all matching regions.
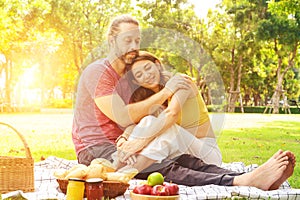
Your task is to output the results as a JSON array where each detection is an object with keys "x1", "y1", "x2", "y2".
[
  {"x1": 95, "y1": 74, "x2": 191, "y2": 127},
  {"x1": 95, "y1": 87, "x2": 172, "y2": 127}
]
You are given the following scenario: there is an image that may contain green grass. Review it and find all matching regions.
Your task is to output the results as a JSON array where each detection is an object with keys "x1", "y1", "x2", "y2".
[
  {"x1": 2, "y1": 135, "x2": 76, "y2": 161},
  {"x1": 0, "y1": 113, "x2": 299, "y2": 188},
  {"x1": 218, "y1": 120, "x2": 300, "y2": 188},
  {"x1": 0, "y1": 118, "x2": 77, "y2": 161}
]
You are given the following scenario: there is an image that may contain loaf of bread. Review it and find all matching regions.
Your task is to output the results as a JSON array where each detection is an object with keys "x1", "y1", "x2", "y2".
[
  {"x1": 85, "y1": 163, "x2": 107, "y2": 179},
  {"x1": 90, "y1": 158, "x2": 116, "y2": 172},
  {"x1": 65, "y1": 165, "x2": 88, "y2": 179},
  {"x1": 54, "y1": 158, "x2": 137, "y2": 184}
]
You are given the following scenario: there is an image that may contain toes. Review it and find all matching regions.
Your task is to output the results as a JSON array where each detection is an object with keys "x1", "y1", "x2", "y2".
[
  {"x1": 281, "y1": 156, "x2": 289, "y2": 162},
  {"x1": 273, "y1": 149, "x2": 284, "y2": 159},
  {"x1": 279, "y1": 164, "x2": 287, "y2": 172}
]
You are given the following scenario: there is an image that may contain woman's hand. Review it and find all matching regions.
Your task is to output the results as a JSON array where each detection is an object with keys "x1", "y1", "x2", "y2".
[
  {"x1": 125, "y1": 154, "x2": 137, "y2": 166},
  {"x1": 165, "y1": 74, "x2": 192, "y2": 94},
  {"x1": 117, "y1": 148, "x2": 137, "y2": 165}
]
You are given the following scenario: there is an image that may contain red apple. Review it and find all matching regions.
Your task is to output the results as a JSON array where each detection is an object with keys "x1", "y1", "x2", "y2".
[
  {"x1": 151, "y1": 185, "x2": 170, "y2": 196},
  {"x1": 163, "y1": 182, "x2": 179, "y2": 195},
  {"x1": 133, "y1": 184, "x2": 153, "y2": 195}
]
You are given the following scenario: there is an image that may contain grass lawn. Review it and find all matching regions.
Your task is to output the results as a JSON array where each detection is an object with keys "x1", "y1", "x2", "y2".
[
  {"x1": 218, "y1": 120, "x2": 300, "y2": 188},
  {"x1": 0, "y1": 112, "x2": 299, "y2": 188}
]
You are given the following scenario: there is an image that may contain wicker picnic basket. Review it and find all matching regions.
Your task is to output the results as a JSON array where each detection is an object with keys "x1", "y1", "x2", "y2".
[{"x1": 0, "y1": 122, "x2": 34, "y2": 193}]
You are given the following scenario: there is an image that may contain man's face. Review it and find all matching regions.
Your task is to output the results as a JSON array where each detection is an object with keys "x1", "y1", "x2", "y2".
[{"x1": 113, "y1": 23, "x2": 141, "y2": 64}]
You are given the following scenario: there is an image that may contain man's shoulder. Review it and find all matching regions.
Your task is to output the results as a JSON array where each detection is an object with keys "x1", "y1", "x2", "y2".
[
  {"x1": 84, "y1": 58, "x2": 108, "y2": 70},
  {"x1": 81, "y1": 58, "x2": 110, "y2": 76}
]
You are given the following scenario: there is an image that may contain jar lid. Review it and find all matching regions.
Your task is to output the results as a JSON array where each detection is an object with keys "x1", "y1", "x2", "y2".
[
  {"x1": 86, "y1": 178, "x2": 103, "y2": 183},
  {"x1": 68, "y1": 178, "x2": 85, "y2": 182}
]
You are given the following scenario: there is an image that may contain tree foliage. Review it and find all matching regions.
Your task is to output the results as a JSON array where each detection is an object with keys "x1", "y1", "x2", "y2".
[
  {"x1": 0, "y1": 0, "x2": 299, "y2": 112},
  {"x1": 256, "y1": 0, "x2": 300, "y2": 113}
]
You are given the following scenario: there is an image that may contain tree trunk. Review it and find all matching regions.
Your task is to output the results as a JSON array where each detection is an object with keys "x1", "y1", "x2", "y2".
[
  {"x1": 5, "y1": 61, "x2": 11, "y2": 102},
  {"x1": 227, "y1": 50, "x2": 244, "y2": 113},
  {"x1": 228, "y1": 91, "x2": 238, "y2": 112},
  {"x1": 73, "y1": 37, "x2": 80, "y2": 72},
  {"x1": 272, "y1": 41, "x2": 297, "y2": 113},
  {"x1": 3, "y1": 59, "x2": 12, "y2": 112},
  {"x1": 272, "y1": 50, "x2": 283, "y2": 113},
  {"x1": 272, "y1": 87, "x2": 282, "y2": 114},
  {"x1": 227, "y1": 48, "x2": 236, "y2": 112},
  {"x1": 236, "y1": 55, "x2": 243, "y2": 113}
]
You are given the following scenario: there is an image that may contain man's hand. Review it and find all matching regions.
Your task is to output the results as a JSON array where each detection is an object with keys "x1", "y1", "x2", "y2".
[{"x1": 165, "y1": 74, "x2": 192, "y2": 95}]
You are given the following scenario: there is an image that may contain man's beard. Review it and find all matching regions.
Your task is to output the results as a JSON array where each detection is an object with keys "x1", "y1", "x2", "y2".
[
  {"x1": 114, "y1": 44, "x2": 138, "y2": 64},
  {"x1": 121, "y1": 51, "x2": 139, "y2": 64}
]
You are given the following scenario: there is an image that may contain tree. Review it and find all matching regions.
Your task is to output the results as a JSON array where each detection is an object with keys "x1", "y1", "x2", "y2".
[
  {"x1": 137, "y1": 0, "x2": 199, "y2": 73},
  {"x1": 207, "y1": 0, "x2": 267, "y2": 112},
  {"x1": 256, "y1": 0, "x2": 300, "y2": 113},
  {"x1": 136, "y1": 0, "x2": 226, "y2": 106},
  {"x1": 47, "y1": 0, "x2": 133, "y2": 99},
  {"x1": 0, "y1": 0, "x2": 52, "y2": 108}
]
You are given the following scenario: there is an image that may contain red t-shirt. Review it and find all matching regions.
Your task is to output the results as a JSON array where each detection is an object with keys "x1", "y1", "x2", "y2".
[{"x1": 72, "y1": 58, "x2": 131, "y2": 156}]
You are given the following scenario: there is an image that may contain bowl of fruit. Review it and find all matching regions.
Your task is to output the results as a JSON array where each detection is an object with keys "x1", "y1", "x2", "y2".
[{"x1": 130, "y1": 172, "x2": 180, "y2": 200}]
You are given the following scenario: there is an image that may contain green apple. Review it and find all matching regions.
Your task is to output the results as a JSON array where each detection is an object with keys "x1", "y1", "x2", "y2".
[{"x1": 147, "y1": 172, "x2": 164, "y2": 186}]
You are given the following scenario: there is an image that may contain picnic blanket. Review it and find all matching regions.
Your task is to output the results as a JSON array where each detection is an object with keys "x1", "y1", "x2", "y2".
[{"x1": 2, "y1": 156, "x2": 300, "y2": 200}]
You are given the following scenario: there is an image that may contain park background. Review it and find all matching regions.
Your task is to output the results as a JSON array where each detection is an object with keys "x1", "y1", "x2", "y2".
[{"x1": 0, "y1": 0, "x2": 299, "y2": 188}]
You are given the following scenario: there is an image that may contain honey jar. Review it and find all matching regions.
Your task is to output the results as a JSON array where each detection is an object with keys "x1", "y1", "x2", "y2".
[
  {"x1": 85, "y1": 178, "x2": 104, "y2": 200},
  {"x1": 66, "y1": 178, "x2": 85, "y2": 200}
]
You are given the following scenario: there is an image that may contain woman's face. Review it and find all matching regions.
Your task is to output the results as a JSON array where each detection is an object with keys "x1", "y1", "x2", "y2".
[{"x1": 131, "y1": 60, "x2": 161, "y2": 92}]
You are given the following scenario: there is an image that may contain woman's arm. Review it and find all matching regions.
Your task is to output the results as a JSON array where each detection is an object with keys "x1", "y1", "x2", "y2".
[{"x1": 156, "y1": 81, "x2": 199, "y2": 134}]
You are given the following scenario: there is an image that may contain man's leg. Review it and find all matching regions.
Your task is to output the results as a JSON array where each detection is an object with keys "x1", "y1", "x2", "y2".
[
  {"x1": 136, "y1": 150, "x2": 294, "y2": 189},
  {"x1": 77, "y1": 143, "x2": 116, "y2": 166},
  {"x1": 174, "y1": 151, "x2": 295, "y2": 190},
  {"x1": 135, "y1": 156, "x2": 239, "y2": 186},
  {"x1": 175, "y1": 154, "x2": 240, "y2": 175},
  {"x1": 233, "y1": 150, "x2": 294, "y2": 190},
  {"x1": 269, "y1": 150, "x2": 296, "y2": 190}
]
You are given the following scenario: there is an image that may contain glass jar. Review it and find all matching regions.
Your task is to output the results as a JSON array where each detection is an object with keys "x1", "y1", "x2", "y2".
[
  {"x1": 85, "y1": 178, "x2": 104, "y2": 200},
  {"x1": 66, "y1": 178, "x2": 85, "y2": 200}
]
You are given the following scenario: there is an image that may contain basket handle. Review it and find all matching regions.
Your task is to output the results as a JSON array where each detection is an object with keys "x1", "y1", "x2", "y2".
[{"x1": 0, "y1": 122, "x2": 32, "y2": 159}]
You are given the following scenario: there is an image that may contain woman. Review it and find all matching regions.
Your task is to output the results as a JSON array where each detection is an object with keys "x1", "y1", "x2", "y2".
[{"x1": 114, "y1": 51, "x2": 222, "y2": 171}]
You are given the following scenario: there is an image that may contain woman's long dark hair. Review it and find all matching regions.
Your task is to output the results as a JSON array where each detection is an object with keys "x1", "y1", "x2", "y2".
[{"x1": 126, "y1": 51, "x2": 171, "y2": 106}]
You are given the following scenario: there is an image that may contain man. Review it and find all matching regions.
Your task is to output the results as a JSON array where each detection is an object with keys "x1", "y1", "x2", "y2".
[
  {"x1": 72, "y1": 14, "x2": 190, "y2": 166},
  {"x1": 72, "y1": 14, "x2": 295, "y2": 190}
]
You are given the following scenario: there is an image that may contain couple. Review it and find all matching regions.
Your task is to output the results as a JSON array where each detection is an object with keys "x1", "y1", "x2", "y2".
[
  {"x1": 112, "y1": 50, "x2": 222, "y2": 171},
  {"x1": 72, "y1": 14, "x2": 296, "y2": 190}
]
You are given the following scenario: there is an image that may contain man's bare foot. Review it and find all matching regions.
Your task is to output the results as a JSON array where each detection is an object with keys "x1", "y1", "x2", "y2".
[
  {"x1": 269, "y1": 150, "x2": 296, "y2": 190},
  {"x1": 233, "y1": 150, "x2": 289, "y2": 190}
]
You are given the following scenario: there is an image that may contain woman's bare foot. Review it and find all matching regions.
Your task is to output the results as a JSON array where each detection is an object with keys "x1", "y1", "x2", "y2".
[
  {"x1": 269, "y1": 150, "x2": 296, "y2": 190},
  {"x1": 233, "y1": 150, "x2": 289, "y2": 190}
]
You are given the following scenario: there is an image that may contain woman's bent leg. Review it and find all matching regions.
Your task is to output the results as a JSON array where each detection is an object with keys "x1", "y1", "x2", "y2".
[
  {"x1": 188, "y1": 137, "x2": 222, "y2": 166},
  {"x1": 173, "y1": 125, "x2": 222, "y2": 166}
]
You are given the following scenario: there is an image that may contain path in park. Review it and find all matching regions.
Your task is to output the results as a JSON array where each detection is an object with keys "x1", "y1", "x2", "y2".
[{"x1": 0, "y1": 110, "x2": 299, "y2": 135}]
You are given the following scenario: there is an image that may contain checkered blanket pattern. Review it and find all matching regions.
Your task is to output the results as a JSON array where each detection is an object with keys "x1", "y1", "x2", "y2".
[{"x1": 2, "y1": 156, "x2": 299, "y2": 200}]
